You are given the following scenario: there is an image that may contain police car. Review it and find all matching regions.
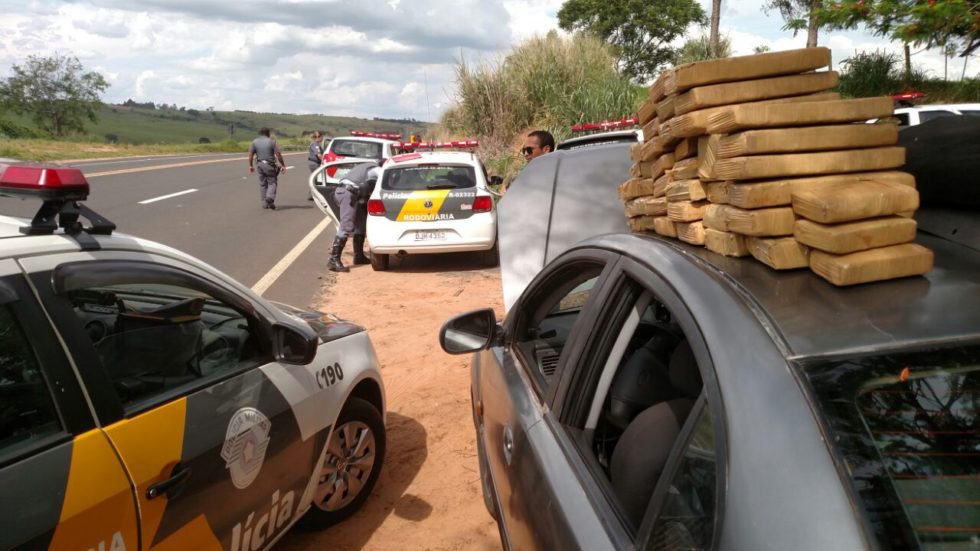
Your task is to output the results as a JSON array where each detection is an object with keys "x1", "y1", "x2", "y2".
[
  {"x1": 311, "y1": 131, "x2": 402, "y2": 215},
  {"x1": 0, "y1": 164, "x2": 386, "y2": 550},
  {"x1": 364, "y1": 141, "x2": 499, "y2": 270}
]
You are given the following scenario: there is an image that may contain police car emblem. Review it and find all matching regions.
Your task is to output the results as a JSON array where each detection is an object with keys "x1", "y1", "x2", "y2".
[
  {"x1": 424, "y1": 199, "x2": 434, "y2": 209},
  {"x1": 221, "y1": 407, "x2": 272, "y2": 489}
]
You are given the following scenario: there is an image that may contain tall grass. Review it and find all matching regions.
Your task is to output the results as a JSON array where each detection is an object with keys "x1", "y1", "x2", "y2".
[{"x1": 437, "y1": 32, "x2": 645, "y2": 181}]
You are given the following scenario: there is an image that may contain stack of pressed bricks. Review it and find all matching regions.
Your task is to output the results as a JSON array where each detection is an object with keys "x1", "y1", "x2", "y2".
[{"x1": 620, "y1": 47, "x2": 934, "y2": 286}]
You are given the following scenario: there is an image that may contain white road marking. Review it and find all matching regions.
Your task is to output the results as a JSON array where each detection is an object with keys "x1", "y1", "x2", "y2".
[
  {"x1": 285, "y1": 165, "x2": 295, "y2": 170},
  {"x1": 252, "y1": 217, "x2": 334, "y2": 296},
  {"x1": 138, "y1": 188, "x2": 198, "y2": 204}
]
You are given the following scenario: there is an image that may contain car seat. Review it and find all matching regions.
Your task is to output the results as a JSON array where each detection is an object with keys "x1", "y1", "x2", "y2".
[
  {"x1": 609, "y1": 340, "x2": 702, "y2": 527},
  {"x1": 606, "y1": 330, "x2": 680, "y2": 429}
]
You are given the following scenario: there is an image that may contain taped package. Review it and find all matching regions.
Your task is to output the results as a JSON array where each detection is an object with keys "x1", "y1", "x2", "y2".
[
  {"x1": 698, "y1": 135, "x2": 721, "y2": 181},
  {"x1": 705, "y1": 228, "x2": 750, "y2": 257},
  {"x1": 618, "y1": 178, "x2": 657, "y2": 201},
  {"x1": 650, "y1": 70, "x2": 671, "y2": 104},
  {"x1": 665, "y1": 47, "x2": 832, "y2": 94},
  {"x1": 670, "y1": 92, "x2": 840, "y2": 139},
  {"x1": 676, "y1": 221, "x2": 706, "y2": 245},
  {"x1": 726, "y1": 206, "x2": 796, "y2": 236},
  {"x1": 642, "y1": 118, "x2": 659, "y2": 141},
  {"x1": 653, "y1": 174, "x2": 670, "y2": 197},
  {"x1": 703, "y1": 204, "x2": 734, "y2": 231},
  {"x1": 713, "y1": 147, "x2": 906, "y2": 181},
  {"x1": 674, "y1": 137, "x2": 698, "y2": 160},
  {"x1": 809, "y1": 243, "x2": 934, "y2": 286},
  {"x1": 625, "y1": 195, "x2": 669, "y2": 217},
  {"x1": 638, "y1": 98, "x2": 658, "y2": 125},
  {"x1": 651, "y1": 153, "x2": 677, "y2": 181},
  {"x1": 627, "y1": 216, "x2": 658, "y2": 233},
  {"x1": 747, "y1": 237, "x2": 811, "y2": 270},
  {"x1": 668, "y1": 157, "x2": 699, "y2": 180},
  {"x1": 792, "y1": 178, "x2": 920, "y2": 223},
  {"x1": 654, "y1": 216, "x2": 678, "y2": 237},
  {"x1": 630, "y1": 143, "x2": 643, "y2": 162},
  {"x1": 674, "y1": 71, "x2": 840, "y2": 116},
  {"x1": 705, "y1": 182, "x2": 729, "y2": 204},
  {"x1": 717, "y1": 124, "x2": 898, "y2": 159},
  {"x1": 727, "y1": 171, "x2": 916, "y2": 209},
  {"x1": 795, "y1": 216, "x2": 917, "y2": 254},
  {"x1": 668, "y1": 200, "x2": 708, "y2": 222},
  {"x1": 707, "y1": 97, "x2": 894, "y2": 134},
  {"x1": 631, "y1": 161, "x2": 653, "y2": 179},
  {"x1": 656, "y1": 95, "x2": 677, "y2": 121},
  {"x1": 666, "y1": 179, "x2": 707, "y2": 202}
]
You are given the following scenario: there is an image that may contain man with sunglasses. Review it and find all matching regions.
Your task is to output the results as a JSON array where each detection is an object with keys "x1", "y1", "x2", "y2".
[{"x1": 521, "y1": 130, "x2": 555, "y2": 162}]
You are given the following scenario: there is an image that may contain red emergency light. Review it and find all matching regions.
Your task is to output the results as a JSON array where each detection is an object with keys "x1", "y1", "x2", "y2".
[
  {"x1": 571, "y1": 117, "x2": 639, "y2": 132},
  {"x1": 891, "y1": 91, "x2": 926, "y2": 102},
  {"x1": 350, "y1": 130, "x2": 402, "y2": 140},
  {"x1": 393, "y1": 140, "x2": 479, "y2": 150},
  {"x1": 0, "y1": 164, "x2": 90, "y2": 200}
]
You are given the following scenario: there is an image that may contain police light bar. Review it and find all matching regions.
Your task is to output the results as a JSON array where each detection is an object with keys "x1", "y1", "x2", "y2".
[
  {"x1": 392, "y1": 140, "x2": 479, "y2": 150},
  {"x1": 571, "y1": 117, "x2": 639, "y2": 132},
  {"x1": 350, "y1": 130, "x2": 403, "y2": 140},
  {"x1": 0, "y1": 164, "x2": 90, "y2": 200},
  {"x1": 891, "y1": 91, "x2": 926, "y2": 102}
]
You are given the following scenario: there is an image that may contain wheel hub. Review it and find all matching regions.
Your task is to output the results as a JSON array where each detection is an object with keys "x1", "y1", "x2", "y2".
[{"x1": 314, "y1": 420, "x2": 376, "y2": 512}]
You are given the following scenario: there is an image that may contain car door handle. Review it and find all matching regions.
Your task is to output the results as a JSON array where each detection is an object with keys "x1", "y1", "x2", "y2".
[
  {"x1": 146, "y1": 464, "x2": 192, "y2": 500},
  {"x1": 503, "y1": 425, "x2": 514, "y2": 466}
]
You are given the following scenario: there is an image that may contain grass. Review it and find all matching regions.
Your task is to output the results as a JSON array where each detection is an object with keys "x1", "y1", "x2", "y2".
[{"x1": 0, "y1": 139, "x2": 257, "y2": 162}]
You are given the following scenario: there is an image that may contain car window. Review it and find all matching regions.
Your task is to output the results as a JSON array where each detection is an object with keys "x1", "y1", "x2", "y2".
[
  {"x1": 0, "y1": 305, "x2": 62, "y2": 457},
  {"x1": 646, "y1": 404, "x2": 716, "y2": 550},
  {"x1": 801, "y1": 344, "x2": 980, "y2": 548},
  {"x1": 959, "y1": 109, "x2": 980, "y2": 117},
  {"x1": 513, "y1": 263, "x2": 604, "y2": 395},
  {"x1": 894, "y1": 112, "x2": 911, "y2": 126},
  {"x1": 330, "y1": 139, "x2": 383, "y2": 159},
  {"x1": 919, "y1": 110, "x2": 958, "y2": 123},
  {"x1": 382, "y1": 165, "x2": 476, "y2": 191},
  {"x1": 65, "y1": 282, "x2": 267, "y2": 411}
]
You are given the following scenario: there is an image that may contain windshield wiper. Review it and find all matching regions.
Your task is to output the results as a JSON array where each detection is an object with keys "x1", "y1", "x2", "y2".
[{"x1": 426, "y1": 183, "x2": 457, "y2": 189}]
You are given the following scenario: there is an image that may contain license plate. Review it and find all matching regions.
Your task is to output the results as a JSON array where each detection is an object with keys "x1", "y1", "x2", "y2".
[{"x1": 414, "y1": 230, "x2": 447, "y2": 242}]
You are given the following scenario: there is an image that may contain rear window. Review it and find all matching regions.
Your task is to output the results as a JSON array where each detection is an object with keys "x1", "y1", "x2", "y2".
[
  {"x1": 801, "y1": 344, "x2": 980, "y2": 549},
  {"x1": 330, "y1": 139, "x2": 383, "y2": 159},
  {"x1": 381, "y1": 165, "x2": 476, "y2": 191},
  {"x1": 919, "y1": 110, "x2": 959, "y2": 123}
]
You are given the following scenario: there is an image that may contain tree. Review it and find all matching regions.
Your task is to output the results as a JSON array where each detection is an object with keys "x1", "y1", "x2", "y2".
[
  {"x1": 0, "y1": 54, "x2": 108, "y2": 136},
  {"x1": 709, "y1": 0, "x2": 723, "y2": 57},
  {"x1": 806, "y1": 0, "x2": 980, "y2": 57},
  {"x1": 676, "y1": 34, "x2": 734, "y2": 64},
  {"x1": 766, "y1": 0, "x2": 825, "y2": 47},
  {"x1": 557, "y1": 0, "x2": 707, "y2": 81}
]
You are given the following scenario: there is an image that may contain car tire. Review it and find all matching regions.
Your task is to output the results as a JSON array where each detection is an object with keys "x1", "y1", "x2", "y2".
[
  {"x1": 370, "y1": 252, "x2": 389, "y2": 271},
  {"x1": 301, "y1": 397, "x2": 386, "y2": 529},
  {"x1": 481, "y1": 244, "x2": 499, "y2": 267}
]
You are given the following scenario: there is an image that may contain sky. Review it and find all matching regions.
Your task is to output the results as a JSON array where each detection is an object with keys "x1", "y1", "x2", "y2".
[{"x1": 0, "y1": 0, "x2": 974, "y2": 122}]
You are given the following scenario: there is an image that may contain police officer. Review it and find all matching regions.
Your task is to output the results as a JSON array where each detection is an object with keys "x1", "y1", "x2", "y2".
[
  {"x1": 329, "y1": 162, "x2": 379, "y2": 272},
  {"x1": 248, "y1": 127, "x2": 287, "y2": 210},
  {"x1": 307, "y1": 131, "x2": 324, "y2": 201}
]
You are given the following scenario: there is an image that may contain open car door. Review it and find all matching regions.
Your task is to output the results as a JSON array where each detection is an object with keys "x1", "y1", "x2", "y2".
[{"x1": 308, "y1": 158, "x2": 376, "y2": 220}]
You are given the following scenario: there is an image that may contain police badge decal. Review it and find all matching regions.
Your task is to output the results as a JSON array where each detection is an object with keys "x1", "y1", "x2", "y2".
[{"x1": 221, "y1": 407, "x2": 272, "y2": 489}]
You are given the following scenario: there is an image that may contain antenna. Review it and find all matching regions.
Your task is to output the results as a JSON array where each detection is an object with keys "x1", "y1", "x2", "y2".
[{"x1": 424, "y1": 69, "x2": 432, "y2": 122}]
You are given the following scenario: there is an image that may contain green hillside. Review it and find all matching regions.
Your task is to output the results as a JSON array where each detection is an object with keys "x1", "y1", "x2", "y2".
[{"x1": 4, "y1": 103, "x2": 431, "y2": 145}]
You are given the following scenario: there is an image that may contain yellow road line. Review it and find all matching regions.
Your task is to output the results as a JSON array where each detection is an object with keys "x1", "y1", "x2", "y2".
[{"x1": 85, "y1": 152, "x2": 305, "y2": 178}]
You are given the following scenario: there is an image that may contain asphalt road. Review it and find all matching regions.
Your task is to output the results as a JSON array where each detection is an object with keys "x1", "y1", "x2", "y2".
[{"x1": 0, "y1": 151, "x2": 337, "y2": 309}]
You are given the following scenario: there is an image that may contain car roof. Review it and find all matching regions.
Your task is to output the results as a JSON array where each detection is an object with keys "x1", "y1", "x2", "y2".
[
  {"x1": 557, "y1": 130, "x2": 641, "y2": 151},
  {"x1": 896, "y1": 104, "x2": 980, "y2": 112},
  {"x1": 329, "y1": 136, "x2": 397, "y2": 145},
  {"x1": 386, "y1": 151, "x2": 480, "y2": 167},
  {"x1": 581, "y1": 220, "x2": 980, "y2": 360}
]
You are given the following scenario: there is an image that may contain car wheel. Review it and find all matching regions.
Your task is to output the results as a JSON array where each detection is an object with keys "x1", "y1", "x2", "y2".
[
  {"x1": 301, "y1": 397, "x2": 386, "y2": 528},
  {"x1": 370, "y1": 252, "x2": 389, "y2": 271},
  {"x1": 481, "y1": 244, "x2": 499, "y2": 267}
]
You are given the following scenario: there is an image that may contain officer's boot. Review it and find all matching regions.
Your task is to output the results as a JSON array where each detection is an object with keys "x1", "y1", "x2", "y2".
[
  {"x1": 328, "y1": 236, "x2": 350, "y2": 273},
  {"x1": 352, "y1": 235, "x2": 370, "y2": 265}
]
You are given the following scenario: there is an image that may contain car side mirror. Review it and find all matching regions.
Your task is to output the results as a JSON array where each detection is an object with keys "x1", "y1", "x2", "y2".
[
  {"x1": 489, "y1": 175, "x2": 503, "y2": 186},
  {"x1": 439, "y1": 308, "x2": 498, "y2": 354},
  {"x1": 273, "y1": 321, "x2": 319, "y2": 365}
]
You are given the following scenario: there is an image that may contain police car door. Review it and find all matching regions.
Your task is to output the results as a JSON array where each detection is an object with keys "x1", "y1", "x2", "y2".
[
  {"x1": 22, "y1": 254, "x2": 325, "y2": 551},
  {"x1": 0, "y1": 258, "x2": 138, "y2": 551}
]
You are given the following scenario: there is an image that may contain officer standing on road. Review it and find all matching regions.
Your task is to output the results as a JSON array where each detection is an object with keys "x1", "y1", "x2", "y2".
[
  {"x1": 307, "y1": 130, "x2": 324, "y2": 201},
  {"x1": 329, "y1": 162, "x2": 379, "y2": 272},
  {"x1": 248, "y1": 127, "x2": 287, "y2": 210}
]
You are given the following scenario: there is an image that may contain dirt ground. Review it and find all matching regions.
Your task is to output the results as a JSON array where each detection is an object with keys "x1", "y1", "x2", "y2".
[{"x1": 278, "y1": 249, "x2": 505, "y2": 551}]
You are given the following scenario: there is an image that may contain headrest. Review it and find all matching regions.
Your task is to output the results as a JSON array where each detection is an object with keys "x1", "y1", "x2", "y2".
[{"x1": 668, "y1": 340, "x2": 702, "y2": 399}]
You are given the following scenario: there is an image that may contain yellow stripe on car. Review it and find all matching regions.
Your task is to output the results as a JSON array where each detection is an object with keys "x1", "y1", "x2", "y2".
[{"x1": 395, "y1": 190, "x2": 452, "y2": 222}]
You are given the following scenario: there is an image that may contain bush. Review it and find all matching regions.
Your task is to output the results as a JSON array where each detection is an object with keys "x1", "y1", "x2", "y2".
[
  {"x1": 438, "y1": 32, "x2": 645, "y2": 183},
  {"x1": 0, "y1": 118, "x2": 50, "y2": 139},
  {"x1": 838, "y1": 50, "x2": 899, "y2": 98},
  {"x1": 198, "y1": 137, "x2": 211, "y2": 144},
  {"x1": 105, "y1": 133, "x2": 119, "y2": 144},
  {"x1": 675, "y1": 34, "x2": 732, "y2": 65}
]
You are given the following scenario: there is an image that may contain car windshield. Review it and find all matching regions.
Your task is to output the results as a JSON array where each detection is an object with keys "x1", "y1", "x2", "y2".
[
  {"x1": 330, "y1": 139, "x2": 383, "y2": 159},
  {"x1": 799, "y1": 344, "x2": 980, "y2": 549},
  {"x1": 381, "y1": 165, "x2": 476, "y2": 191}
]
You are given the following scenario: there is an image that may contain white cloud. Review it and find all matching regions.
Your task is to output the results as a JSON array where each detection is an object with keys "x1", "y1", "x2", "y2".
[{"x1": 134, "y1": 70, "x2": 155, "y2": 97}]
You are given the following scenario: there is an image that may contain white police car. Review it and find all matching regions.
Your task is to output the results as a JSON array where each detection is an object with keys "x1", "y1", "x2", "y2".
[
  {"x1": 0, "y1": 163, "x2": 387, "y2": 550},
  {"x1": 365, "y1": 141, "x2": 499, "y2": 270}
]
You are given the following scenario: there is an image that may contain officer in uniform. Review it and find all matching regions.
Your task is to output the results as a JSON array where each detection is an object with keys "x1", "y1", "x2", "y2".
[
  {"x1": 329, "y1": 162, "x2": 380, "y2": 272},
  {"x1": 307, "y1": 131, "x2": 324, "y2": 201},
  {"x1": 248, "y1": 127, "x2": 287, "y2": 209}
]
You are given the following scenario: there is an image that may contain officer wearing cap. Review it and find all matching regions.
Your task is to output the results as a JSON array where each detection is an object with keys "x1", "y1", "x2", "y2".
[
  {"x1": 248, "y1": 127, "x2": 287, "y2": 209},
  {"x1": 329, "y1": 162, "x2": 380, "y2": 272}
]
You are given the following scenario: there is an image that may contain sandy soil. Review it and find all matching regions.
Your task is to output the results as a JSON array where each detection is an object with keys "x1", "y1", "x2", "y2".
[{"x1": 278, "y1": 249, "x2": 505, "y2": 551}]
